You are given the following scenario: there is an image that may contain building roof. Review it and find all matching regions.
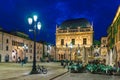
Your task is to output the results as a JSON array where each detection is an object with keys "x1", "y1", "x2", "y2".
[
  {"x1": 60, "y1": 18, "x2": 91, "y2": 29},
  {"x1": 11, "y1": 31, "x2": 30, "y2": 39},
  {"x1": 107, "y1": 5, "x2": 120, "y2": 33},
  {"x1": 112, "y1": 5, "x2": 120, "y2": 25}
]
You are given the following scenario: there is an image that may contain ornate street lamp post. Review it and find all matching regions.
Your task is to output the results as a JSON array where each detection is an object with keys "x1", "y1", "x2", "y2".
[{"x1": 28, "y1": 15, "x2": 41, "y2": 74}]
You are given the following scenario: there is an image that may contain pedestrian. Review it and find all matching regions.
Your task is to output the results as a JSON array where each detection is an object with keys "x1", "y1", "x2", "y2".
[
  {"x1": 61, "y1": 60, "x2": 64, "y2": 66},
  {"x1": 112, "y1": 65, "x2": 117, "y2": 74},
  {"x1": 21, "y1": 59, "x2": 24, "y2": 67},
  {"x1": 66, "y1": 59, "x2": 69, "y2": 66},
  {"x1": 63, "y1": 63, "x2": 66, "y2": 68}
]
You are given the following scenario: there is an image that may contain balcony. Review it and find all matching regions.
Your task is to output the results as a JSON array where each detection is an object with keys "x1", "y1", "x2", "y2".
[{"x1": 57, "y1": 28, "x2": 92, "y2": 33}]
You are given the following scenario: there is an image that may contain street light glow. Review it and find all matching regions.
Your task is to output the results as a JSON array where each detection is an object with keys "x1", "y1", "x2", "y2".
[
  {"x1": 33, "y1": 15, "x2": 38, "y2": 22},
  {"x1": 29, "y1": 29, "x2": 33, "y2": 32},
  {"x1": 37, "y1": 22, "x2": 41, "y2": 30},
  {"x1": 69, "y1": 43, "x2": 73, "y2": 61},
  {"x1": 23, "y1": 44, "x2": 28, "y2": 49},
  {"x1": 28, "y1": 18, "x2": 33, "y2": 25},
  {"x1": 70, "y1": 43, "x2": 73, "y2": 48},
  {"x1": 78, "y1": 50, "x2": 80, "y2": 53}
]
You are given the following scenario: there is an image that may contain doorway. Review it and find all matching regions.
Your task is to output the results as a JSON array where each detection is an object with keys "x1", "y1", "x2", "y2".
[
  {"x1": 0, "y1": 54, "x2": 1, "y2": 62},
  {"x1": 5, "y1": 54, "x2": 9, "y2": 62}
]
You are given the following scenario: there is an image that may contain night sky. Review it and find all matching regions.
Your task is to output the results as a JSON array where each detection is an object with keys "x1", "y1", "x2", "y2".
[{"x1": 0, "y1": 0, "x2": 119, "y2": 44}]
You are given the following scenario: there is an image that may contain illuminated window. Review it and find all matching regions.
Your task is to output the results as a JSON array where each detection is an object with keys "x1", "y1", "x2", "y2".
[
  {"x1": 30, "y1": 56, "x2": 32, "y2": 59},
  {"x1": 72, "y1": 39, "x2": 75, "y2": 45},
  {"x1": 61, "y1": 39, "x2": 64, "y2": 45},
  {"x1": 103, "y1": 40, "x2": 106, "y2": 44},
  {"x1": 12, "y1": 40, "x2": 15, "y2": 45},
  {"x1": 83, "y1": 38, "x2": 87, "y2": 45},
  {"x1": 6, "y1": 39, "x2": 8, "y2": 43},
  {"x1": 37, "y1": 56, "x2": 39, "y2": 59}
]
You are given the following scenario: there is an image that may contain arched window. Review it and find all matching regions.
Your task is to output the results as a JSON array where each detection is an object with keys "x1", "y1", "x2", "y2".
[
  {"x1": 6, "y1": 46, "x2": 9, "y2": 51},
  {"x1": 61, "y1": 39, "x2": 64, "y2": 45},
  {"x1": 37, "y1": 56, "x2": 39, "y2": 59},
  {"x1": 6, "y1": 39, "x2": 9, "y2": 43},
  {"x1": 64, "y1": 53, "x2": 66, "y2": 59},
  {"x1": 30, "y1": 56, "x2": 32, "y2": 59}
]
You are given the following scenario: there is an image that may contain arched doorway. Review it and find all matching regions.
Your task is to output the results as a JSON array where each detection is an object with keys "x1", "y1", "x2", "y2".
[
  {"x1": 12, "y1": 49, "x2": 17, "y2": 62},
  {"x1": 17, "y1": 48, "x2": 24, "y2": 60},
  {"x1": 61, "y1": 54, "x2": 64, "y2": 60},
  {"x1": 12, "y1": 48, "x2": 24, "y2": 62}
]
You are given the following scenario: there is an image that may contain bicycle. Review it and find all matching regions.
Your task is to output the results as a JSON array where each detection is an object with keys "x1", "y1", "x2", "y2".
[{"x1": 37, "y1": 65, "x2": 47, "y2": 74}]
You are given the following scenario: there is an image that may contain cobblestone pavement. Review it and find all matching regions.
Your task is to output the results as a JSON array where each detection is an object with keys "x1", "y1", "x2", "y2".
[
  {"x1": 0, "y1": 62, "x2": 67, "y2": 80},
  {"x1": 54, "y1": 72, "x2": 120, "y2": 80}
]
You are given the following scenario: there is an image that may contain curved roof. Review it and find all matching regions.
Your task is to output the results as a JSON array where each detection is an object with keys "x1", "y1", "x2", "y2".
[{"x1": 60, "y1": 18, "x2": 91, "y2": 29}]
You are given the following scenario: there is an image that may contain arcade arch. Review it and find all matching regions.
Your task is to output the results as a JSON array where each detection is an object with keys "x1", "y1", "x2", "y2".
[{"x1": 12, "y1": 47, "x2": 24, "y2": 62}]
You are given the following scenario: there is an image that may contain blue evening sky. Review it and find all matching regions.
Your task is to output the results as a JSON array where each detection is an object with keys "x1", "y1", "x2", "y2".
[{"x1": 0, "y1": 0, "x2": 119, "y2": 44}]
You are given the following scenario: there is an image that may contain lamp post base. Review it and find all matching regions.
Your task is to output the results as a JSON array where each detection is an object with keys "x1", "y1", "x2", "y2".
[{"x1": 30, "y1": 70, "x2": 39, "y2": 74}]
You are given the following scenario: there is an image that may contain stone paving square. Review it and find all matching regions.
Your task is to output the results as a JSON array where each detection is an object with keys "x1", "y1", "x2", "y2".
[{"x1": 0, "y1": 62, "x2": 67, "y2": 80}]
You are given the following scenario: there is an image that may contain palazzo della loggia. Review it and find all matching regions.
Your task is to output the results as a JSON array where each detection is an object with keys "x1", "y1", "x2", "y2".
[{"x1": 56, "y1": 18, "x2": 94, "y2": 63}]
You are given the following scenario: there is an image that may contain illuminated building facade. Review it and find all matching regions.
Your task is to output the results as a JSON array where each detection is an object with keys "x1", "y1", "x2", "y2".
[
  {"x1": 0, "y1": 31, "x2": 55, "y2": 62},
  {"x1": 56, "y1": 18, "x2": 94, "y2": 63},
  {"x1": 107, "y1": 6, "x2": 120, "y2": 66}
]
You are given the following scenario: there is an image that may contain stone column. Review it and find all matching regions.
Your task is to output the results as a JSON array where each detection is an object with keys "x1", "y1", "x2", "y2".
[
  {"x1": 106, "y1": 52, "x2": 109, "y2": 65},
  {"x1": 110, "y1": 49, "x2": 113, "y2": 66}
]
